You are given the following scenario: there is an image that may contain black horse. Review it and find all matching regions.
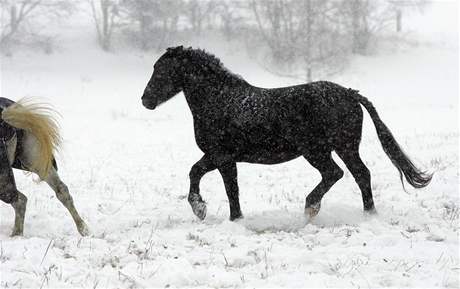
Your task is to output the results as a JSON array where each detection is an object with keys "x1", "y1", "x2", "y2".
[{"x1": 142, "y1": 46, "x2": 431, "y2": 221}]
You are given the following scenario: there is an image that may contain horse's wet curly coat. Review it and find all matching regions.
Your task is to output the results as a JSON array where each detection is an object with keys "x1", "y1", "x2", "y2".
[{"x1": 141, "y1": 46, "x2": 431, "y2": 221}]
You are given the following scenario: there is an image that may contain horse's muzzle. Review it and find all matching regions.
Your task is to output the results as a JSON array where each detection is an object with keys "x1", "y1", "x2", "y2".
[{"x1": 142, "y1": 97, "x2": 157, "y2": 110}]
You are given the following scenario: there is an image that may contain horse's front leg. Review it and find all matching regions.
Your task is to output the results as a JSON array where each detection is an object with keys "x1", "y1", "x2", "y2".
[
  {"x1": 45, "y1": 168, "x2": 90, "y2": 236},
  {"x1": 188, "y1": 155, "x2": 216, "y2": 220},
  {"x1": 217, "y1": 162, "x2": 243, "y2": 220}
]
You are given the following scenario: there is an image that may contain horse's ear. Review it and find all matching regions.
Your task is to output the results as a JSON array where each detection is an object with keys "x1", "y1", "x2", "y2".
[{"x1": 167, "y1": 45, "x2": 184, "y2": 54}]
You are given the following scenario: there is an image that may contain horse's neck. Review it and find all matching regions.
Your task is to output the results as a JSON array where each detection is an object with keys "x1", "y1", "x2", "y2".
[
  {"x1": 182, "y1": 81, "x2": 215, "y2": 114},
  {"x1": 184, "y1": 70, "x2": 224, "y2": 98},
  {"x1": 182, "y1": 62, "x2": 250, "y2": 115}
]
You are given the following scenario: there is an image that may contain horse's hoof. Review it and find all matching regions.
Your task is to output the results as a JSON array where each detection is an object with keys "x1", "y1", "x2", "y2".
[
  {"x1": 305, "y1": 202, "x2": 321, "y2": 219},
  {"x1": 230, "y1": 213, "x2": 243, "y2": 221},
  {"x1": 191, "y1": 201, "x2": 207, "y2": 220},
  {"x1": 77, "y1": 223, "x2": 90, "y2": 236},
  {"x1": 364, "y1": 207, "x2": 378, "y2": 216}
]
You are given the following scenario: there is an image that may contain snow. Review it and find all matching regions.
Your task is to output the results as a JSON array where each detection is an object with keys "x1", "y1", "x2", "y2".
[{"x1": 0, "y1": 1, "x2": 458, "y2": 288}]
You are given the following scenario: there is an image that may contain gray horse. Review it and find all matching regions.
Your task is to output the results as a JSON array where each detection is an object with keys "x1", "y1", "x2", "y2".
[{"x1": 0, "y1": 97, "x2": 88, "y2": 236}]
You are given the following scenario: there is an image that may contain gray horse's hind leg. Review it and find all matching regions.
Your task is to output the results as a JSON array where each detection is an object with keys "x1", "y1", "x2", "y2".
[
  {"x1": 11, "y1": 192, "x2": 27, "y2": 236},
  {"x1": 0, "y1": 138, "x2": 25, "y2": 236},
  {"x1": 45, "y1": 168, "x2": 89, "y2": 236},
  {"x1": 17, "y1": 132, "x2": 89, "y2": 236}
]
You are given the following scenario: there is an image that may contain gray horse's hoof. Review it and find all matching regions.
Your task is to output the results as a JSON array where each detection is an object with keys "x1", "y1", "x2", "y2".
[
  {"x1": 305, "y1": 202, "x2": 321, "y2": 219},
  {"x1": 191, "y1": 201, "x2": 207, "y2": 220},
  {"x1": 77, "y1": 222, "x2": 90, "y2": 236},
  {"x1": 10, "y1": 229, "x2": 23, "y2": 237}
]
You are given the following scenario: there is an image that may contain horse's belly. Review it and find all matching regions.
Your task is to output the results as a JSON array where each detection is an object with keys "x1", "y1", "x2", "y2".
[
  {"x1": 194, "y1": 118, "x2": 302, "y2": 164},
  {"x1": 238, "y1": 149, "x2": 300, "y2": 164},
  {"x1": 234, "y1": 132, "x2": 300, "y2": 164}
]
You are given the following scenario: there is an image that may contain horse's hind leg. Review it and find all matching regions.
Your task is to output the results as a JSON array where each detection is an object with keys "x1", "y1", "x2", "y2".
[
  {"x1": 0, "y1": 138, "x2": 26, "y2": 236},
  {"x1": 334, "y1": 107, "x2": 376, "y2": 213},
  {"x1": 188, "y1": 155, "x2": 216, "y2": 220},
  {"x1": 45, "y1": 168, "x2": 90, "y2": 236},
  {"x1": 11, "y1": 191, "x2": 27, "y2": 236},
  {"x1": 16, "y1": 133, "x2": 89, "y2": 235},
  {"x1": 303, "y1": 150, "x2": 344, "y2": 218},
  {"x1": 217, "y1": 162, "x2": 242, "y2": 221},
  {"x1": 336, "y1": 147, "x2": 376, "y2": 213}
]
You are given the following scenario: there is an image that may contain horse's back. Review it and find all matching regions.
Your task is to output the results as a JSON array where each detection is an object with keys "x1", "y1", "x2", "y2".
[
  {"x1": 265, "y1": 81, "x2": 363, "y2": 150},
  {"x1": 194, "y1": 80, "x2": 363, "y2": 163}
]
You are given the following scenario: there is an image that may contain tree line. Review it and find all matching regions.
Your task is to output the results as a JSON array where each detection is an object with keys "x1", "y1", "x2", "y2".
[{"x1": 1, "y1": 0, "x2": 427, "y2": 80}]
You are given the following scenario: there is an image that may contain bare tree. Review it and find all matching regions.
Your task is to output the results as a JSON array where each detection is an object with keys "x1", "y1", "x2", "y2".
[
  {"x1": 88, "y1": 0, "x2": 120, "y2": 51},
  {"x1": 216, "y1": 0, "x2": 247, "y2": 41},
  {"x1": 120, "y1": 0, "x2": 154, "y2": 50},
  {"x1": 120, "y1": 0, "x2": 182, "y2": 51},
  {"x1": 348, "y1": 0, "x2": 370, "y2": 54},
  {"x1": 251, "y1": 0, "x2": 348, "y2": 81},
  {"x1": 339, "y1": 0, "x2": 427, "y2": 54},
  {"x1": 0, "y1": 1, "x2": 40, "y2": 47},
  {"x1": 183, "y1": 0, "x2": 217, "y2": 35},
  {"x1": 339, "y1": 0, "x2": 391, "y2": 54},
  {"x1": 387, "y1": 0, "x2": 429, "y2": 32},
  {"x1": 0, "y1": 0, "x2": 73, "y2": 54}
]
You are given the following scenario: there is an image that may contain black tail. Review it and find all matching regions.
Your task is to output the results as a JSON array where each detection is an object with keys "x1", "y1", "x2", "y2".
[{"x1": 354, "y1": 93, "x2": 432, "y2": 189}]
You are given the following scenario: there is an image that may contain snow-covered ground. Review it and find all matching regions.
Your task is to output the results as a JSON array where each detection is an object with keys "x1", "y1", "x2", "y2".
[{"x1": 0, "y1": 2, "x2": 458, "y2": 288}]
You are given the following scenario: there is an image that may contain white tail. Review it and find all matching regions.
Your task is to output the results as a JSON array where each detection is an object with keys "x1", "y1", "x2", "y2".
[{"x1": 1, "y1": 98, "x2": 61, "y2": 180}]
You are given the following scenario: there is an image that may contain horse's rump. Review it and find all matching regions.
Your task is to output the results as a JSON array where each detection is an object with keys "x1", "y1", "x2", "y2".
[{"x1": 0, "y1": 98, "x2": 61, "y2": 180}]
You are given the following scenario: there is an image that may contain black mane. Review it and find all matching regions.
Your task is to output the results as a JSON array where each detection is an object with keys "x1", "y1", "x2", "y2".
[{"x1": 170, "y1": 46, "x2": 244, "y2": 81}]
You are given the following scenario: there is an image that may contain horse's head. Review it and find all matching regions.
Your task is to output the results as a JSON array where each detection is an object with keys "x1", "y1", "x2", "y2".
[{"x1": 142, "y1": 46, "x2": 185, "y2": 110}]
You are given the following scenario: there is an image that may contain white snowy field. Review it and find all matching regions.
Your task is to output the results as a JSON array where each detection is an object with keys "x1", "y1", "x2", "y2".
[{"x1": 0, "y1": 2, "x2": 458, "y2": 288}]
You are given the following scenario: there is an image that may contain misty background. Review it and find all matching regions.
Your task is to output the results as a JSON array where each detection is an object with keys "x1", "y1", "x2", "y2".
[
  {"x1": 1, "y1": 0, "x2": 453, "y2": 82},
  {"x1": 0, "y1": 1, "x2": 458, "y2": 288}
]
